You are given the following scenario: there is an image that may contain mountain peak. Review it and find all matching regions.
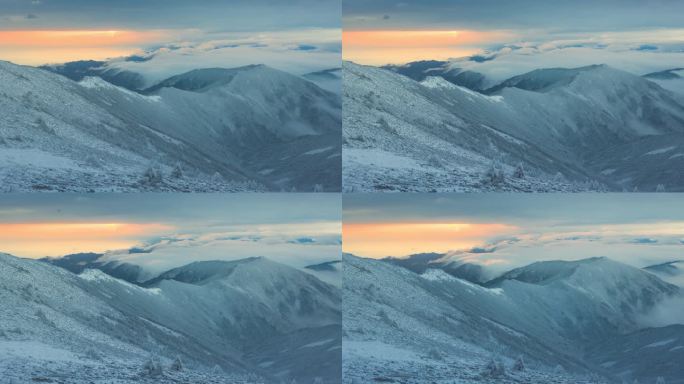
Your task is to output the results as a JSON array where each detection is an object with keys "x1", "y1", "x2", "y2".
[
  {"x1": 143, "y1": 64, "x2": 274, "y2": 93},
  {"x1": 485, "y1": 64, "x2": 621, "y2": 94},
  {"x1": 142, "y1": 256, "x2": 277, "y2": 286},
  {"x1": 644, "y1": 260, "x2": 684, "y2": 276},
  {"x1": 487, "y1": 257, "x2": 611, "y2": 286}
]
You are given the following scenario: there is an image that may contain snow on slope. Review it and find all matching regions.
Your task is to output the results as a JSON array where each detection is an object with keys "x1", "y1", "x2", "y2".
[
  {"x1": 1, "y1": 253, "x2": 341, "y2": 383},
  {"x1": 343, "y1": 61, "x2": 684, "y2": 192},
  {"x1": 343, "y1": 253, "x2": 683, "y2": 383},
  {"x1": 1, "y1": 60, "x2": 341, "y2": 192},
  {"x1": 644, "y1": 260, "x2": 684, "y2": 286},
  {"x1": 383, "y1": 60, "x2": 489, "y2": 91},
  {"x1": 586, "y1": 324, "x2": 684, "y2": 384},
  {"x1": 343, "y1": 61, "x2": 600, "y2": 192},
  {"x1": 383, "y1": 252, "x2": 492, "y2": 283},
  {"x1": 304, "y1": 260, "x2": 342, "y2": 287},
  {"x1": 303, "y1": 68, "x2": 342, "y2": 95},
  {"x1": 343, "y1": 254, "x2": 607, "y2": 383}
]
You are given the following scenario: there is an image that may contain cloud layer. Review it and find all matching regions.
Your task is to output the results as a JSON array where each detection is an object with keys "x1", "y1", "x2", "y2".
[
  {"x1": 344, "y1": 194, "x2": 684, "y2": 277},
  {"x1": 0, "y1": 194, "x2": 342, "y2": 269}
]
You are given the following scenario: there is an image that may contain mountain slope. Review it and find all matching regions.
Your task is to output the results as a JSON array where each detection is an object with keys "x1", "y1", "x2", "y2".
[
  {"x1": 344, "y1": 253, "x2": 683, "y2": 383},
  {"x1": 344, "y1": 254, "x2": 607, "y2": 383},
  {"x1": 1, "y1": 60, "x2": 341, "y2": 192},
  {"x1": 1, "y1": 253, "x2": 341, "y2": 383},
  {"x1": 303, "y1": 68, "x2": 342, "y2": 94},
  {"x1": 645, "y1": 260, "x2": 684, "y2": 286},
  {"x1": 586, "y1": 324, "x2": 684, "y2": 384},
  {"x1": 305, "y1": 260, "x2": 342, "y2": 287},
  {"x1": 343, "y1": 61, "x2": 684, "y2": 192},
  {"x1": 383, "y1": 60, "x2": 488, "y2": 91},
  {"x1": 343, "y1": 61, "x2": 595, "y2": 192},
  {"x1": 41, "y1": 60, "x2": 147, "y2": 90},
  {"x1": 40, "y1": 252, "x2": 150, "y2": 283},
  {"x1": 383, "y1": 252, "x2": 491, "y2": 283}
]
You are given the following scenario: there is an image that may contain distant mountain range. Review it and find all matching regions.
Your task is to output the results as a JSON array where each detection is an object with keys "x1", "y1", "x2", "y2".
[
  {"x1": 344, "y1": 61, "x2": 684, "y2": 192},
  {"x1": 344, "y1": 253, "x2": 684, "y2": 383},
  {"x1": 0, "y1": 59, "x2": 341, "y2": 192},
  {"x1": 1, "y1": 252, "x2": 341, "y2": 383}
]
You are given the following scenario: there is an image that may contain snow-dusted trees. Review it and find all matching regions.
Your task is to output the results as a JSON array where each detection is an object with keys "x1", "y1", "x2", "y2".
[
  {"x1": 482, "y1": 355, "x2": 506, "y2": 378},
  {"x1": 313, "y1": 184, "x2": 324, "y2": 192},
  {"x1": 211, "y1": 364, "x2": 223, "y2": 375},
  {"x1": 171, "y1": 162, "x2": 183, "y2": 179},
  {"x1": 142, "y1": 357, "x2": 163, "y2": 377},
  {"x1": 34, "y1": 117, "x2": 55, "y2": 135},
  {"x1": 513, "y1": 163, "x2": 525, "y2": 179},
  {"x1": 656, "y1": 377, "x2": 666, "y2": 384},
  {"x1": 141, "y1": 165, "x2": 163, "y2": 186},
  {"x1": 210, "y1": 172, "x2": 223, "y2": 184},
  {"x1": 656, "y1": 184, "x2": 666, "y2": 192},
  {"x1": 512, "y1": 355, "x2": 525, "y2": 372},
  {"x1": 483, "y1": 161, "x2": 505, "y2": 186},
  {"x1": 376, "y1": 116, "x2": 397, "y2": 134},
  {"x1": 426, "y1": 154, "x2": 443, "y2": 169},
  {"x1": 553, "y1": 172, "x2": 565, "y2": 183},
  {"x1": 170, "y1": 356, "x2": 184, "y2": 371}
]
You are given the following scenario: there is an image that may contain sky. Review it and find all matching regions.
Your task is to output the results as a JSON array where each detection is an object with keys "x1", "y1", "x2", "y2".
[
  {"x1": 343, "y1": 0, "x2": 684, "y2": 81},
  {"x1": 0, "y1": 0, "x2": 340, "y2": 78},
  {"x1": 344, "y1": 194, "x2": 684, "y2": 278},
  {"x1": 0, "y1": 194, "x2": 341, "y2": 272}
]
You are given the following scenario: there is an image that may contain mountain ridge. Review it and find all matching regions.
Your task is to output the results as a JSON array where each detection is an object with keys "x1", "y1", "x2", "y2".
[{"x1": 1, "y1": 59, "x2": 341, "y2": 192}]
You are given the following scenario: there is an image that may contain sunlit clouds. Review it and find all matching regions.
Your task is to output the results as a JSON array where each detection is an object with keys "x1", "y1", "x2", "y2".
[
  {"x1": 343, "y1": 194, "x2": 684, "y2": 271},
  {"x1": 0, "y1": 194, "x2": 341, "y2": 268},
  {"x1": 0, "y1": 29, "x2": 168, "y2": 64},
  {"x1": 343, "y1": 29, "x2": 514, "y2": 65},
  {"x1": 342, "y1": 1, "x2": 684, "y2": 74},
  {"x1": 0, "y1": 1, "x2": 341, "y2": 69},
  {"x1": 343, "y1": 222, "x2": 516, "y2": 258},
  {"x1": 0, "y1": 222, "x2": 173, "y2": 258}
]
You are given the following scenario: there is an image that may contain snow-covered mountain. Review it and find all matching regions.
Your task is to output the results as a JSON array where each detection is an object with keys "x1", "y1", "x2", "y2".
[
  {"x1": 644, "y1": 260, "x2": 684, "y2": 286},
  {"x1": 344, "y1": 253, "x2": 684, "y2": 383},
  {"x1": 343, "y1": 61, "x2": 684, "y2": 192},
  {"x1": 1, "y1": 253, "x2": 341, "y2": 383},
  {"x1": 0, "y1": 60, "x2": 341, "y2": 192},
  {"x1": 305, "y1": 260, "x2": 342, "y2": 287},
  {"x1": 40, "y1": 252, "x2": 150, "y2": 283},
  {"x1": 383, "y1": 60, "x2": 489, "y2": 91},
  {"x1": 304, "y1": 68, "x2": 342, "y2": 95},
  {"x1": 383, "y1": 252, "x2": 490, "y2": 283},
  {"x1": 41, "y1": 60, "x2": 147, "y2": 90}
]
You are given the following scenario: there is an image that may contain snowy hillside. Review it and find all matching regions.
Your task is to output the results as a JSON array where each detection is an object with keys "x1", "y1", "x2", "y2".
[
  {"x1": 305, "y1": 260, "x2": 342, "y2": 287},
  {"x1": 343, "y1": 61, "x2": 684, "y2": 192},
  {"x1": 40, "y1": 252, "x2": 151, "y2": 283},
  {"x1": 303, "y1": 68, "x2": 342, "y2": 95},
  {"x1": 383, "y1": 252, "x2": 491, "y2": 283},
  {"x1": 644, "y1": 260, "x2": 684, "y2": 286},
  {"x1": 0, "y1": 60, "x2": 341, "y2": 192},
  {"x1": 383, "y1": 60, "x2": 489, "y2": 91},
  {"x1": 343, "y1": 253, "x2": 684, "y2": 383},
  {"x1": 1, "y1": 253, "x2": 341, "y2": 383}
]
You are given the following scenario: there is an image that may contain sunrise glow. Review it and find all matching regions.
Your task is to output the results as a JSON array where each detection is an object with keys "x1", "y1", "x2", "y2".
[
  {"x1": 342, "y1": 222, "x2": 517, "y2": 258},
  {"x1": 0, "y1": 29, "x2": 168, "y2": 65},
  {"x1": 0, "y1": 222, "x2": 174, "y2": 257},
  {"x1": 342, "y1": 29, "x2": 515, "y2": 65}
]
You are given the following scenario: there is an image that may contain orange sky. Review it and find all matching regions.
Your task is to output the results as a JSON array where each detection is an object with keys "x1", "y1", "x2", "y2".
[
  {"x1": 342, "y1": 29, "x2": 515, "y2": 65},
  {"x1": 342, "y1": 222, "x2": 517, "y2": 258},
  {"x1": 0, "y1": 222, "x2": 174, "y2": 258},
  {"x1": 0, "y1": 29, "x2": 167, "y2": 65}
]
